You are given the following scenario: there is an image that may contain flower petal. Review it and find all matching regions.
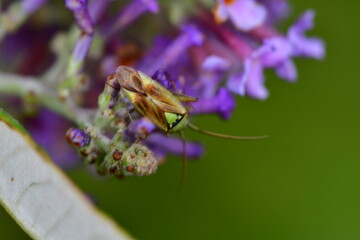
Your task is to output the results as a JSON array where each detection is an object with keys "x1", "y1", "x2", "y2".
[
  {"x1": 201, "y1": 55, "x2": 230, "y2": 72},
  {"x1": 146, "y1": 134, "x2": 204, "y2": 159},
  {"x1": 244, "y1": 59, "x2": 268, "y2": 99},
  {"x1": 288, "y1": 10, "x2": 325, "y2": 59},
  {"x1": 226, "y1": 0, "x2": 267, "y2": 31},
  {"x1": 275, "y1": 59, "x2": 298, "y2": 82},
  {"x1": 213, "y1": 2, "x2": 229, "y2": 24},
  {"x1": 193, "y1": 87, "x2": 236, "y2": 119},
  {"x1": 259, "y1": 37, "x2": 293, "y2": 67}
]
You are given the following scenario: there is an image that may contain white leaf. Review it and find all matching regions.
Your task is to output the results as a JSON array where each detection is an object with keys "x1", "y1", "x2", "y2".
[{"x1": 0, "y1": 118, "x2": 132, "y2": 240}]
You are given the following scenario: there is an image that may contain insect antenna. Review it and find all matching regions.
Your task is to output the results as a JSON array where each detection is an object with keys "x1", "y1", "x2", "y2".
[
  {"x1": 177, "y1": 130, "x2": 187, "y2": 192},
  {"x1": 187, "y1": 123, "x2": 268, "y2": 140}
]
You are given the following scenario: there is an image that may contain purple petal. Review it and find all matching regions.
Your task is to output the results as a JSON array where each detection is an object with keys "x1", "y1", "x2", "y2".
[
  {"x1": 259, "y1": 37, "x2": 293, "y2": 67},
  {"x1": 244, "y1": 58, "x2": 268, "y2": 100},
  {"x1": 103, "y1": 0, "x2": 159, "y2": 36},
  {"x1": 88, "y1": 0, "x2": 112, "y2": 24},
  {"x1": 141, "y1": 0, "x2": 159, "y2": 13},
  {"x1": 201, "y1": 55, "x2": 230, "y2": 72},
  {"x1": 208, "y1": 19, "x2": 253, "y2": 58},
  {"x1": 200, "y1": 55, "x2": 230, "y2": 97},
  {"x1": 181, "y1": 24, "x2": 204, "y2": 46},
  {"x1": 142, "y1": 25, "x2": 204, "y2": 74},
  {"x1": 215, "y1": 0, "x2": 267, "y2": 31},
  {"x1": 229, "y1": 35, "x2": 295, "y2": 98},
  {"x1": 258, "y1": 0, "x2": 290, "y2": 22},
  {"x1": 227, "y1": 72, "x2": 246, "y2": 96},
  {"x1": 138, "y1": 36, "x2": 172, "y2": 71},
  {"x1": 65, "y1": 0, "x2": 86, "y2": 10},
  {"x1": 146, "y1": 134, "x2": 204, "y2": 159},
  {"x1": 292, "y1": 9, "x2": 315, "y2": 32},
  {"x1": 288, "y1": 10, "x2": 325, "y2": 59},
  {"x1": 213, "y1": 1, "x2": 229, "y2": 23},
  {"x1": 72, "y1": 33, "x2": 93, "y2": 62},
  {"x1": 24, "y1": 110, "x2": 79, "y2": 168},
  {"x1": 66, "y1": 128, "x2": 91, "y2": 148},
  {"x1": 152, "y1": 69, "x2": 172, "y2": 89},
  {"x1": 193, "y1": 87, "x2": 236, "y2": 120},
  {"x1": 65, "y1": 0, "x2": 94, "y2": 34},
  {"x1": 275, "y1": 59, "x2": 297, "y2": 82},
  {"x1": 100, "y1": 55, "x2": 118, "y2": 77}
]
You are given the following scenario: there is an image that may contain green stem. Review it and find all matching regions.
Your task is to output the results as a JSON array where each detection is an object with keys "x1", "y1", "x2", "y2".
[
  {"x1": 0, "y1": 72, "x2": 90, "y2": 126},
  {"x1": 0, "y1": 72, "x2": 113, "y2": 156}
]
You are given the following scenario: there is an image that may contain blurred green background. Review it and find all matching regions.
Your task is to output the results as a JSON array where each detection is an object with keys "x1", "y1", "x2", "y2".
[{"x1": 1, "y1": 0, "x2": 360, "y2": 239}]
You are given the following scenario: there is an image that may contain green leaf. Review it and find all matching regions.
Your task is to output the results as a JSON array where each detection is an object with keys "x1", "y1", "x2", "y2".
[
  {"x1": 0, "y1": 108, "x2": 28, "y2": 136},
  {"x1": 0, "y1": 110, "x2": 132, "y2": 240}
]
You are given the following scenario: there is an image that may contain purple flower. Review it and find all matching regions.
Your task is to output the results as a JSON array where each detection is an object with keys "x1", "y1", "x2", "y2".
[
  {"x1": 66, "y1": 0, "x2": 94, "y2": 66},
  {"x1": 88, "y1": 0, "x2": 112, "y2": 24},
  {"x1": 100, "y1": 55, "x2": 118, "y2": 77},
  {"x1": 213, "y1": 0, "x2": 267, "y2": 32},
  {"x1": 202, "y1": 55, "x2": 230, "y2": 72},
  {"x1": 66, "y1": 127, "x2": 91, "y2": 148},
  {"x1": 258, "y1": 0, "x2": 290, "y2": 23},
  {"x1": 203, "y1": 17, "x2": 253, "y2": 59},
  {"x1": 199, "y1": 55, "x2": 230, "y2": 98},
  {"x1": 124, "y1": 118, "x2": 204, "y2": 159},
  {"x1": 227, "y1": 59, "x2": 269, "y2": 100},
  {"x1": 152, "y1": 69, "x2": 173, "y2": 89},
  {"x1": 256, "y1": 36, "x2": 297, "y2": 82},
  {"x1": 65, "y1": 0, "x2": 94, "y2": 34},
  {"x1": 146, "y1": 134, "x2": 204, "y2": 159},
  {"x1": 192, "y1": 87, "x2": 236, "y2": 119},
  {"x1": 288, "y1": 10, "x2": 325, "y2": 59},
  {"x1": 231, "y1": 38, "x2": 295, "y2": 99},
  {"x1": 242, "y1": 58, "x2": 269, "y2": 99},
  {"x1": 228, "y1": 10, "x2": 324, "y2": 99},
  {"x1": 0, "y1": 0, "x2": 326, "y2": 174},
  {"x1": 72, "y1": 33, "x2": 93, "y2": 63},
  {"x1": 102, "y1": 0, "x2": 159, "y2": 37},
  {"x1": 24, "y1": 110, "x2": 79, "y2": 168},
  {"x1": 138, "y1": 36, "x2": 172, "y2": 68},
  {"x1": 140, "y1": 24, "x2": 204, "y2": 75},
  {"x1": 275, "y1": 59, "x2": 297, "y2": 81}
]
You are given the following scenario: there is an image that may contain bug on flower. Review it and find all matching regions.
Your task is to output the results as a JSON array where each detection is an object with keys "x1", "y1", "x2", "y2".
[
  {"x1": 115, "y1": 66, "x2": 198, "y2": 133},
  {"x1": 109, "y1": 66, "x2": 267, "y2": 185},
  {"x1": 113, "y1": 66, "x2": 267, "y2": 139}
]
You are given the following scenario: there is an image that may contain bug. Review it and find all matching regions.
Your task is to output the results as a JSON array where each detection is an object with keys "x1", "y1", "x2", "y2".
[
  {"x1": 112, "y1": 66, "x2": 267, "y2": 183},
  {"x1": 115, "y1": 66, "x2": 198, "y2": 133}
]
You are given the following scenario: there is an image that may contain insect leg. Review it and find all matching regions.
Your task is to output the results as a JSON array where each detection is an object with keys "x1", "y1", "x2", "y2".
[{"x1": 177, "y1": 130, "x2": 187, "y2": 192}]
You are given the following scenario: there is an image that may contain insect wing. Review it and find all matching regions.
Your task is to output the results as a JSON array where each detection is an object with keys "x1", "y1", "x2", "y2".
[
  {"x1": 117, "y1": 67, "x2": 191, "y2": 132},
  {"x1": 171, "y1": 92, "x2": 198, "y2": 102},
  {"x1": 116, "y1": 66, "x2": 145, "y2": 95},
  {"x1": 138, "y1": 71, "x2": 188, "y2": 115},
  {"x1": 121, "y1": 88, "x2": 169, "y2": 132}
]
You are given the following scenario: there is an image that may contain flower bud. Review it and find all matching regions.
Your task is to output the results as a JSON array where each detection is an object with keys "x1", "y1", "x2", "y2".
[
  {"x1": 120, "y1": 144, "x2": 157, "y2": 176},
  {"x1": 66, "y1": 128, "x2": 91, "y2": 148}
]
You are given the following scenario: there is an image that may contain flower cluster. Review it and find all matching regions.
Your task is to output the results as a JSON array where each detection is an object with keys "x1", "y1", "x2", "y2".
[{"x1": 0, "y1": 0, "x2": 324, "y2": 177}]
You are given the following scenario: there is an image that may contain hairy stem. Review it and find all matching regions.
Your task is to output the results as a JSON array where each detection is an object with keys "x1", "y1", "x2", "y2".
[{"x1": 0, "y1": 72, "x2": 90, "y2": 126}]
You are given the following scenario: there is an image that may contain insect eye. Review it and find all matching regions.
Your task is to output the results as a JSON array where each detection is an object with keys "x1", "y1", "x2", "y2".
[{"x1": 164, "y1": 112, "x2": 186, "y2": 131}]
